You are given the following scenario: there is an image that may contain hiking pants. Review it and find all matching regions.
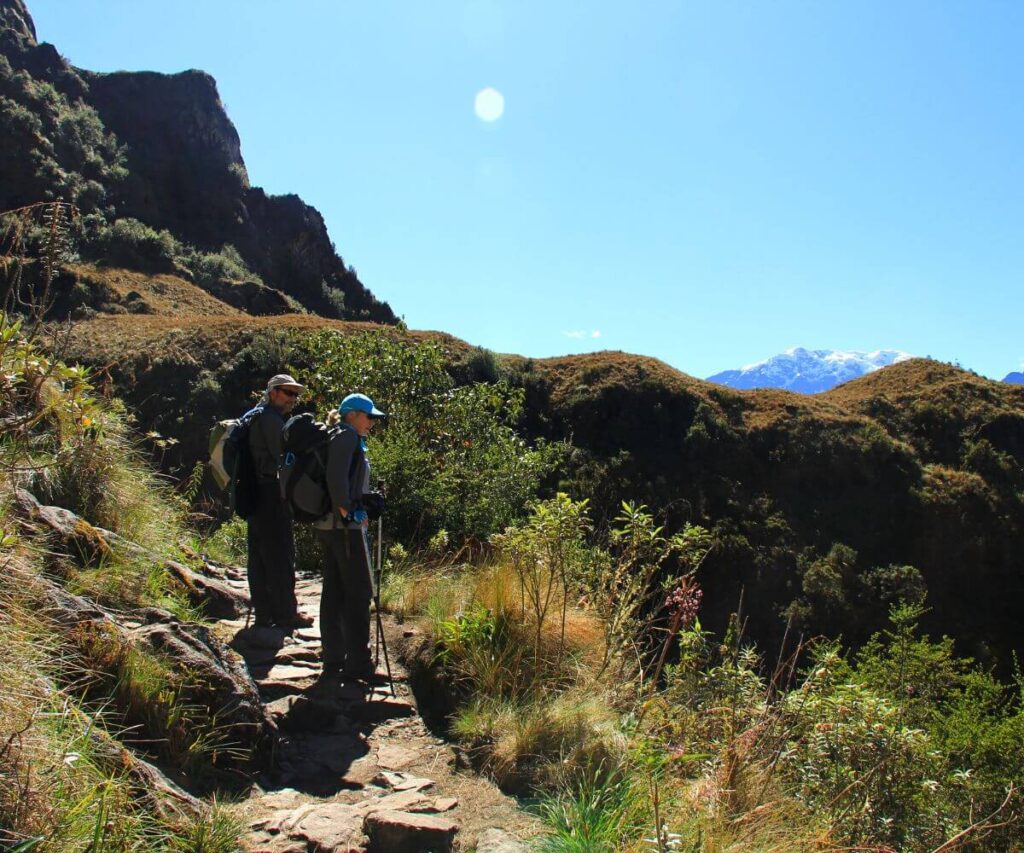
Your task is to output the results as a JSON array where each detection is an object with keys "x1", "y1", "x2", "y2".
[
  {"x1": 246, "y1": 482, "x2": 297, "y2": 625},
  {"x1": 315, "y1": 527, "x2": 373, "y2": 674}
]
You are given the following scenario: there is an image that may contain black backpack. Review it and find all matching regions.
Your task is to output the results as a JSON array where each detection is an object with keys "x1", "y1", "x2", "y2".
[{"x1": 279, "y1": 414, "x2": 366, "y2": 523}]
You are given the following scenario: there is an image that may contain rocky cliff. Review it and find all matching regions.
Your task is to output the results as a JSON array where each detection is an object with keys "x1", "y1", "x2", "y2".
[{"x1": 0, "y1": 0, "x2": 395, "y2": 322}]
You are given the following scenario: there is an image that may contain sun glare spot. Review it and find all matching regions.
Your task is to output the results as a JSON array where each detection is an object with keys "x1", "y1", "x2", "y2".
[{"x1": 474, "y1": 87, "x2": 505, "y2": 122}]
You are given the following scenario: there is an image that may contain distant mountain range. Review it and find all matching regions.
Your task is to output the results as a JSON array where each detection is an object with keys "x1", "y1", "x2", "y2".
[
  {"x1": 707, "y1": 348, "x2": 914, "y2": 393},
  {"x1": 708, "y1": 349, "x2": 1024, "y2": 393}
]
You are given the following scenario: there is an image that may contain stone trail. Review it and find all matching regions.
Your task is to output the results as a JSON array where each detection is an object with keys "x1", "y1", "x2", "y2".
[{"x1": 215, "y1": 574, "x2": 540, "y2": 852}]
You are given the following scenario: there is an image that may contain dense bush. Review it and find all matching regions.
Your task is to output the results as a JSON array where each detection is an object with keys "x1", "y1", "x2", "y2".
[
  {"x1": 182, "y1": 243, "x2": 262, "y2": 287},
  {"x1": 80, "y1": 215, "x2": 180, "y2": 272},
  {"x1": 295, "y1": 330, "x2": 563, "y2": 544},
  {"x1": 76, "y1": 215, "x2": 264, "y2": 286}
]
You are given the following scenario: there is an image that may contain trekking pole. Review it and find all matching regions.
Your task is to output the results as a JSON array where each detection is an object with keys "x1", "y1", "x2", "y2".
[
  {"x1": 375, "y1": 479, "x2": 385, "y2": 661},
  {"x1": 360, "y1": 525, "x2": 395, "y2": 697},
  {"x1": 376, "y1": 479, "x2": 385, "y2": 586}
]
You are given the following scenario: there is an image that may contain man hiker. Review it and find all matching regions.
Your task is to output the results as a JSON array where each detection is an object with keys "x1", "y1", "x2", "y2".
[
  {"x1": 247, "y1": 374, "x2": 315, "y2": 630},
  {"x1": 315, "y1": 392, "x2": 385, "y2": 681}
]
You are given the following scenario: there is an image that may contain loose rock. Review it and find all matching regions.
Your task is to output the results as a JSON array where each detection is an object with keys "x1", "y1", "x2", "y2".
[{"x1": 363, "y1": 809, "x2": 458, "y2": 853}]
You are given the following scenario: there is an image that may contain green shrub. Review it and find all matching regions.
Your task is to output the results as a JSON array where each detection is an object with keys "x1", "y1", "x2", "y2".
[
  {"x1": 201, "y1": 516, "x2": 247, "y2": 566},
  {"x1": 182, "y1": 243, "x2": 262, "y2": 287},
  {"x1": 780, "y1": 648, "x2": 953, "y2": 849},
  {"x1": 320, "y1": 280, "x2": 346, "y2": 317},
  {"x1": 536, "y1": 766, "x2": 648, "y2": 852},
  {"x1": 295, "y1": 330, "x2": 564, "y2": 544},
  {"x1": 82, "y1": 217, "x2": 181, "y2": 272}
]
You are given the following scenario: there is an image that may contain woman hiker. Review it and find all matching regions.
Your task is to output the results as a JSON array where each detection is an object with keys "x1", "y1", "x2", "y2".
[{"x1": 314, "y1": 393, "x2": 387, "y2": 682}]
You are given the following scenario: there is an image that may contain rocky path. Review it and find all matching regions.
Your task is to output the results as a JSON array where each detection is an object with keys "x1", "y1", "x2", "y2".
[{"x1": 215, "y1": 575, "x2": 541, "y2": 852}]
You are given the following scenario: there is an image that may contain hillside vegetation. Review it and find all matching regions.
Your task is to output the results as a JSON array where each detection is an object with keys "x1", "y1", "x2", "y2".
[
  {"x1": 2, "y1": 295, "x2": 1022, "y2": 849},
  {"x1": 3, "y1": 0, "x2": 1024, "y2": 847},
  {"x1": 56, "y1": 278, "x2": 1024, "y2": 673},
  {"x1": 0, "y1": 309, "x2": 259, "y2": 850}
]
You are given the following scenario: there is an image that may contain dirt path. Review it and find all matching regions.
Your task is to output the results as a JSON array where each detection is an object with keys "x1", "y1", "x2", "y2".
[{"x1": 215, "y1": 575, "x2": 542, "y2": 852}]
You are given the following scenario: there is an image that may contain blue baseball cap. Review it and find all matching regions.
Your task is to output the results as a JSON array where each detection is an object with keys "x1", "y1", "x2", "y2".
[{"x1": 339, "y1": 393, "x2": 386, "y2": 418}]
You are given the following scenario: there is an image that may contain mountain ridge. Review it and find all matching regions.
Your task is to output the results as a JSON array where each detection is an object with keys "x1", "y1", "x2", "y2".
[
  {"x1": 707, "y1": 346, "x2": 914, "y2": 393},
  {"x1": 0, "y1": 0, "x2": 395, "y2": 323}
]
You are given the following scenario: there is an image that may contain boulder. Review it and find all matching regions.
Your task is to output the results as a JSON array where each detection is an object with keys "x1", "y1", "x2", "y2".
[
  {"x1": 164, "y1": 559, "x2": 249, "y2": 618},
  {"x1": 131, "y1": 615, "x2": 274, "y2": 760},
  {"x1": 291, "y1": 803, "x2": 365, "y2": 849},
  {"x1": 363, "y1": 810, "x2": 458, "y2": 853},
  {"x1": 82, "y1": 723, "x2": 203, "y2": 822},
  {"x1": 201, "y1": 277, "x2": 297, "y2": 316},
  {"x1": 15, "y1": 512, "x2": 277, "y2": 769}
]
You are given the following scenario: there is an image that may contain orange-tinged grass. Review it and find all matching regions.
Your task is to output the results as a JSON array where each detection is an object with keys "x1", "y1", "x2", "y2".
[
  {"x1": 56, "y1": 267, "x2": 1023, "y2": 473},
  {"x1": 65, "y1": 263, "x2": 244, "y2": 317}
]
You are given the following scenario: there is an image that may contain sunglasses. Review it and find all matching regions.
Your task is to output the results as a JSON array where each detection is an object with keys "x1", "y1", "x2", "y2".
[{"x1": 275, "y1": 388, "x2": 300, "y2": 399}]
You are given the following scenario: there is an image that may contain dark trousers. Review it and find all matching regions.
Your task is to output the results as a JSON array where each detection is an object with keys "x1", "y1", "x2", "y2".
[
  {"x1": 316, "y1": 527, "x2": 373, "y2": 673},
  {"x1": 246, "y1": 482, "x2": 297, "y2": 625}
]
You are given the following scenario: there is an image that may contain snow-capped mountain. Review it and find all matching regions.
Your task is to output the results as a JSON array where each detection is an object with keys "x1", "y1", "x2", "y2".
[
  {"x1": 707, "y1": 348, "x2": 915, "y2": 394},
  {"x1": 1005, "y1": 372, "x2": 1024, "y2": 385}
]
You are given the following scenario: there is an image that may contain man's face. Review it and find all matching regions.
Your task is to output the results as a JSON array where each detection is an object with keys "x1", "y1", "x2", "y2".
[{"x1": 270, "y1": 385, "x2": 300, "y2": 414}]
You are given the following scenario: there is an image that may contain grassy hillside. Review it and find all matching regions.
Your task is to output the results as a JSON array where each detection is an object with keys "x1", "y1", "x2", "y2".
[
  {"x1": 0, "y1": 310, "x2": 254, "y2": 850},
  {"x1": 3, "y1": 244, "x2": 1021, "y2": 851},
  {"x1": 52, "y1": 269, "x2": 1024, "y2": 673}
]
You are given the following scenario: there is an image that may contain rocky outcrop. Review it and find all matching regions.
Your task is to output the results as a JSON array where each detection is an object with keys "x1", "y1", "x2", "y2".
[
  {"x1": 0, "y1": 0, "x2": 397, "y2": 323},
  {"x1": 12, "y1": 489, "x2": 274, "y2": 767},
  {"x1": 199, "y1": 276, "x2": 298, "y2": 316},
  {"x1": 27, "y1": 559, "x2": 276, "y2": 773},
  {"x1": 133, "y1": 616, "x2": 273, "y2": 758},
  {"x1": 15, "y1": 489, "x2": 249, "y2": 618},
  {"x1": 82, "y1": 68, "x2": 249, "y2": 251},
  {"x1": 0, "y1": 0, "x2": 34, "y2": 46}
]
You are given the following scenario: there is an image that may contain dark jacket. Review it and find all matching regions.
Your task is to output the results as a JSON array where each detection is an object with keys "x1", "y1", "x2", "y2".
[
  {"x1": 248, "y1": 405, "x2": 286, "y2": 484},
  {"x1": 314, "y1": 424, "x2": 370, "y2": 530}
]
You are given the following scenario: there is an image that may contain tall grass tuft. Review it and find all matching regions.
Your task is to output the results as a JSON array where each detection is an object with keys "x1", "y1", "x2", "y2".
[{"x1": 0, "y1": 552, "x2": 239, "y2": 852}]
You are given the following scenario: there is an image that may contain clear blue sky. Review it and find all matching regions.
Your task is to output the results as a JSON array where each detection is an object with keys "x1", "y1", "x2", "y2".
[{"x1": 29, "y1": 1, "x2": 1024, "y2": 380}]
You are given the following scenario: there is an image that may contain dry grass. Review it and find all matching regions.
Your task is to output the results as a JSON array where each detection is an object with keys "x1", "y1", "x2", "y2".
[
  {"x1": 65, "y1": 263, "x2": 245, "y2": 317},
  {"x1": 391, "y1": 554, "x2": 844, "y2": 850},
  {"x1": 0, "y1": 527, "x2": 241, "y2": 851},
  {"x1": 0, "y1": 551, "x2": 144, "y2": 848}
]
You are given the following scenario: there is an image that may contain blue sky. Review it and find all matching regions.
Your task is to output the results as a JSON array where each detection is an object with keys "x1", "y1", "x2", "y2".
[{"x1": 29, "y1": 1, "x2": 1024, "y2": 380}]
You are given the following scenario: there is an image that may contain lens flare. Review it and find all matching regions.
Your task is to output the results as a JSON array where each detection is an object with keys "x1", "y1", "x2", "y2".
[{"x1": 474, "y1": 87, "x2": 505, "y2": 122}]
